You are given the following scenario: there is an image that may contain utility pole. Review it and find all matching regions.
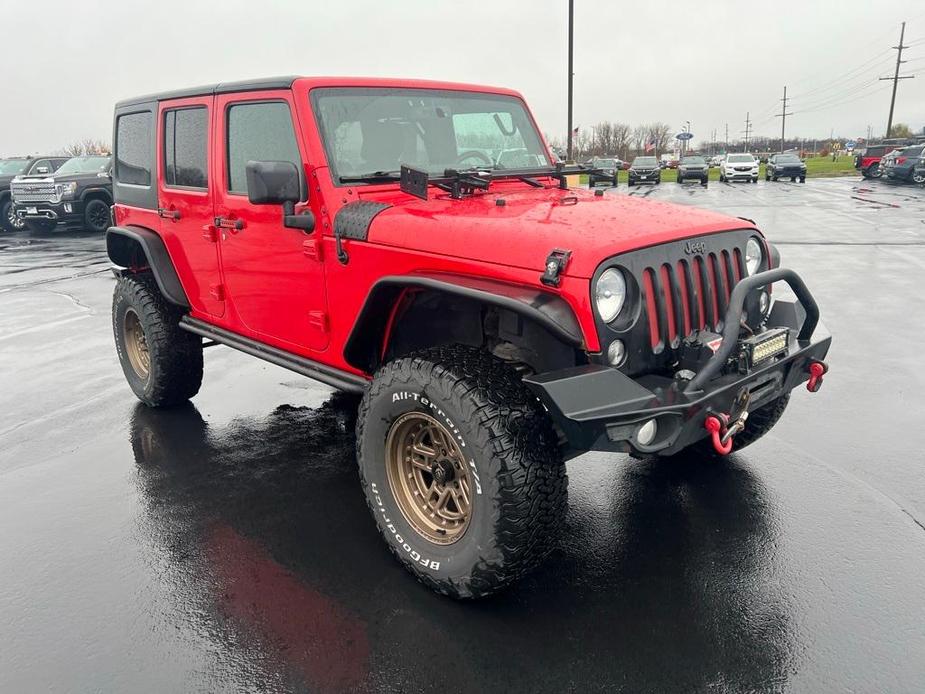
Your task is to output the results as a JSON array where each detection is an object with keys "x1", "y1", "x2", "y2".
[
  {"x1": 880, "y1": 21, "x2": 913, "y2": 138},
  {"x1": 566, "y1": 0, "x2": 574, "y2": 161},
  {"x1": 711, "y1": 129, "x2": 716, "y2": 156},
  {"x1": 776, "y1": 85, "x2": 793, "y2": 152},
  {"x1": 742, "y1": 112, "x2": 752, "y2": 153},
  {"x1": 724, "y1": 123, "x2": 728, "y2": 153}
]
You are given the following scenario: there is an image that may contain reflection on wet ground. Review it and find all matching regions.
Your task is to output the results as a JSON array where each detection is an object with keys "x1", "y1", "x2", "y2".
[{"x1": 2, "y1": 180, "x2": 925, "y2": 692}]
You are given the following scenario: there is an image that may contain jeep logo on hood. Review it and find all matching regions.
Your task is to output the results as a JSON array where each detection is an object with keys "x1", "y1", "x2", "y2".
[{"x1": 684, "y1": 240, "x2": 706, "y2": 255}]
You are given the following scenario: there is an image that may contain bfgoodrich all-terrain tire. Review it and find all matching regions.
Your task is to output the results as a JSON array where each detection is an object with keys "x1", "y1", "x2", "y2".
[
  {"x1": 357, "y1": 344, "x2": 567, "y2": 598},
  {"x1": 688, "y1": 393, "x2": 791, "y2": 458},
  {"x1": 112, "y1": 274, "x2": 203, "y2": 407}
]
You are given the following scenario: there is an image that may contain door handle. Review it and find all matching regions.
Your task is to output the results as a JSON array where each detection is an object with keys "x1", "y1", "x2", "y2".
[
  {"x1": 157, "y1": 207, "x2": 181, "y2": 220},
  {"x1": 215, "y1": 216, "x2": 245, "y2": 232}
]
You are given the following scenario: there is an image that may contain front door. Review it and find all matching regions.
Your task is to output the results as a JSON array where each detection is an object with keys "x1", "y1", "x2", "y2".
[
  {"x1": 213, "y1": 92, "x2": 328, "y2": 351},
  {"x1": 157, "y1": 97, "x2": 224, "y2": 317}
]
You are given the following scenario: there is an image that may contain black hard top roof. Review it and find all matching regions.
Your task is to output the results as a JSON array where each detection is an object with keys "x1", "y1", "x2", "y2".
[{"x1": 115, "y1": 76, "x2": 299, "y2": 108}]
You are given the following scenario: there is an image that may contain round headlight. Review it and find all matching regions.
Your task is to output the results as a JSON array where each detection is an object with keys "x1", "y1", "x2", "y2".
[
  {"x1": 595, "y1": 269, "x2": 627, "y2": 323},
  {"x1": 745, "y1": 238, "x2": 763, "y2": 276}
]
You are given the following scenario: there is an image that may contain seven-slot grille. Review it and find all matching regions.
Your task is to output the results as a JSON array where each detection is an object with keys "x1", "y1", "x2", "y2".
[
  {"x1": 11, "y1": 180, "x2": 56, "y2": 203},
  {"x1": 642, "y1": 248, "x2": 745, "y2": 353}
]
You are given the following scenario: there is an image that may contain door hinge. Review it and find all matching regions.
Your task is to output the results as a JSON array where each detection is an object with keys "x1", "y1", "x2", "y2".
[
  {"x1": 308, "y1": 310, "x2": 328, "y2": 333},
  {"x1": 302, "y1": 238, "x2": 323, "y2": 261},
  {"x1": 209, "y1": 283, "x2": 225, "y2": 301}
]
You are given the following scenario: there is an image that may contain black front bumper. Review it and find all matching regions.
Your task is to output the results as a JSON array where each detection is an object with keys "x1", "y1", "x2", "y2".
[
  {"x1": 14, "y1": 200, "x2": 85, "y2": 227},
  {"x1": 525, "y1": 268, "x2": 831, "y2": 457}
]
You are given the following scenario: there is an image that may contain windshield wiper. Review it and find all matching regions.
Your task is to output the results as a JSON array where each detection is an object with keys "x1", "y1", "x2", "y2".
[{"x1": 339, "y1": 170, "x2": 402, "y2": 183}]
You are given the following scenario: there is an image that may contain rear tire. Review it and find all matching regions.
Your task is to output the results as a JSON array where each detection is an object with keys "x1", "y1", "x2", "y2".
[
  {"x1": 913, "y1": 171, "x2": 925, "y2": 185},
  {"x1": 112, "y1": 274, "x2": 203, "y2": 407},
  {"x1": 357, "y1": 344, "x2": 567, "y2": 599},
  {"x1": 864, "y1": 163, "x2": 881, "y2": 179}
]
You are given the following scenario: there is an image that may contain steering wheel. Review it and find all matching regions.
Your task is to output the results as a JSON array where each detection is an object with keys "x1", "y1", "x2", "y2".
[{"x1": 454, "y1": 150, "x2": 494, "y2": 169}]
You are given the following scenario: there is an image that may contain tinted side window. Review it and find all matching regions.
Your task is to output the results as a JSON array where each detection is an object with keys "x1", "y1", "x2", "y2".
[
  {"x1": 164, "y1": 107, "x2": 208, "y2": 189},
  {"x1": 226, "y1": 102, "x2": 301, "y2": 194},
  {"x1": 116, "y1": 112, "x2": 153, "y2": 186}
]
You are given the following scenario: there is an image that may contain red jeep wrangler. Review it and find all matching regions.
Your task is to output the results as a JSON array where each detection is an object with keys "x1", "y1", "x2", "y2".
[{"x1": 108, "y1": 77, "x2": 831, "y2": 598}]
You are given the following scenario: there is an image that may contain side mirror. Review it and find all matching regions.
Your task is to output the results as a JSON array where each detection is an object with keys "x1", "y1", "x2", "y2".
[
  {"x1": 244, "y1": 160, "x2": 314, "y2": 232},
  {"x1": 245, "y1": 160, "x2": 302, "y2": 205}
]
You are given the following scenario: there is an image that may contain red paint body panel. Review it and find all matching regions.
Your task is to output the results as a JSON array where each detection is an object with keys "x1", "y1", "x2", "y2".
[{"x1": 116, "y1": 76, "x2": 763, "y2": 376}]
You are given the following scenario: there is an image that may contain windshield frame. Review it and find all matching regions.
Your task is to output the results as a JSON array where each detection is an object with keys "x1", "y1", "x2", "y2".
[
  {"x1": 309, "y1": 86, "x2": 551, "y2": 187},
  {"x1": 681, "y1": 156, "x2": 706, "y2": 165},
  {"x1": 727, "y1": 154, "x2": 754, "y2": 163},
  {"x1": 632, "y1": 157, "x2": 658, "y2": 167}
]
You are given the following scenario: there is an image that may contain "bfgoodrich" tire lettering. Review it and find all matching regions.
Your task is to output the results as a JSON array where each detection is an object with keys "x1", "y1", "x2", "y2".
[{"x1": 370, "y1": 482, "x2": 441, "y2": 570}]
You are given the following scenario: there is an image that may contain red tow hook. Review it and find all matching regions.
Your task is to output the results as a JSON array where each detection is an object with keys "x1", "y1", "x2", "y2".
[
  {"x1": 806, "y1": 359, "x2": 828, "y2": 392},
  {"x1": 704, "y1": 414, "x2": 734, "y2": 455}
]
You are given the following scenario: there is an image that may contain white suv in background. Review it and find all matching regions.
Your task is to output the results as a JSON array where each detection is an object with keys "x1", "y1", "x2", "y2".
[{"x1": 720, "y1": 153, "x2": 759, "y2": 183}]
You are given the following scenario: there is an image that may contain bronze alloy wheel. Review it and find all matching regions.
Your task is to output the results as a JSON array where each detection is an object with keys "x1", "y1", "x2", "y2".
[
  {"x1": 123, "y1": 308, "x2": 151, "y2": 381},
  {"x1": 385, "y1": 412, "x2": 473, "y2": 545}
]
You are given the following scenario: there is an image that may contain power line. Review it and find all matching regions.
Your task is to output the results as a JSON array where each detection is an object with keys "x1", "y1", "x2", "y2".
[
  {"x1": 879, "y1": 21, "x2": 914, "y2": 137},
  {"x1": 794, "y1": 83, "x2": 892, "y2": 116},
  {"x1": 776, "y1": 86, "x2": 793, "y2": 152}
]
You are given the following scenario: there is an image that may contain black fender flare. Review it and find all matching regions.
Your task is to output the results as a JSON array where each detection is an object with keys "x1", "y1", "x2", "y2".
[
  {"x1": 344, "y1": 273, "x2": 586, "y2": 372},
  {"x1": 80, "y1": 187, "x2": 113, "y2": 204},
  {"x1": 106, "y1": 225, "x2": 189, "y2": 308}
]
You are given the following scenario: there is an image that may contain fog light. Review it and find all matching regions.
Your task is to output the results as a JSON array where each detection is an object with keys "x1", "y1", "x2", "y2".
[
  {"x1": 607, "y1": 340, "x2": 626, "y2": 366},
  {"x1": 759, "y1": 291, "x2": 770, "y2": 316},
  {"x1": 636, "y1": 419, "x2": 658, "y2": 446}
]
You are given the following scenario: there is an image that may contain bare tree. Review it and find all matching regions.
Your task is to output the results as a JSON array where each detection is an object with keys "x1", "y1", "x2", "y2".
[
  {"x1": 612, "y1": 123, "x2": 631, "y2": 160},
  {"x1": 631, "y1": 125, "x2": 648, "y2": 156},
  {"x1": 60, "y1": 139, "x2": 111, "y2": 156},
  {"x1": 646, "y1": 123, "x2": 673, "y2": 156}
]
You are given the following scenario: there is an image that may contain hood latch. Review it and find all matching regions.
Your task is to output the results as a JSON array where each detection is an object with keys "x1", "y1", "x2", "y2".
[{"x1": 541, "y1": 249, "x2": 572, "y2": 287}]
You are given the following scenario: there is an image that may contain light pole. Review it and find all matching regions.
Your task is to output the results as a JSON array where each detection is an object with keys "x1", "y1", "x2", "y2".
[{"x1": 566, "y1": 0, "x2": 574, "y2": 161}]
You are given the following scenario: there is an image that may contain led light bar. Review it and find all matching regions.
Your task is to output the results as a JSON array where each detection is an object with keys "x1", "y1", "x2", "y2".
[{"x1": 737, "y1": 328, "x2": 789, "y2": 372}]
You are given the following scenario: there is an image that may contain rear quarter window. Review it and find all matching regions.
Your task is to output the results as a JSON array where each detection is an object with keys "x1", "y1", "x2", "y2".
[{"x1": 116, "y1": 112, "x2": 153, "y2": 186}]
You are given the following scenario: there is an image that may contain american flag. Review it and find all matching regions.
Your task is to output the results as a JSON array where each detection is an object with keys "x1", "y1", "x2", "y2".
[{"x1": 644, "y1": 139, "x2": 656, "y2": 153}]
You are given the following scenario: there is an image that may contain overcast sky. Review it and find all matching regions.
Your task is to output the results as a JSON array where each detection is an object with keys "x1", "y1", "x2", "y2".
[{"x1": 3, "y1": 0, "x2": 925, "y2": 155}]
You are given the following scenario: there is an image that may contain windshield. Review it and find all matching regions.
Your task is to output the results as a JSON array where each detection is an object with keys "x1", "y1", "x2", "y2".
[
  {"x1": 727, "y1": 154, "x2": 753, "y2": 163},
  {"x1": 776, "y1": 154, "x2": 801, "y2": 163},
  {"x1": 0, "y1": 159, "x2": 30, "y2": 175},
  {"x1": 633, "y1": 157, "x2": 657, "y2": 167},
  {"x1": 682, "y1": 156, "x2": 705, "y2": 165},
  {"x1": 55, "y1": 156, "x2": 110, "y2": 175},
  {"x1": 594, "y1": 158, "x2": 616, "y2": 167},
  {"x1": 311, "y1": 88, "x2": 550, "y2": 183}
]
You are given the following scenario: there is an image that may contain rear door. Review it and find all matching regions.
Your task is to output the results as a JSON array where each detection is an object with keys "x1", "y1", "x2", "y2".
[
  {"x1": 157, "y1": 97, "x2": 224, "y2": 317},
  {"x1": 212, "y1": 91, "x2": 328, "y2": 351}
]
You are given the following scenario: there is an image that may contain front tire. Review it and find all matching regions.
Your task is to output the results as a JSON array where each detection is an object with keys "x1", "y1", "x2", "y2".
[
  {"x1": 112, "y1": 275, "x2": 203, "y2": 407},
  {"x1": 1, "y1": 199, "x2": 25, "y2": 232},
  {"x1": 913, "y1": 171, "x2": 925, "y2": 185},
  {"x1": 357, "y1": 345, "x2": 567, "y2": 599},
  {"x1": 83, "y1": 199, "x2": 111, "y2": 233},
  {"x1": 864, "y1": 163, "x2": 881, "y2": 179}
]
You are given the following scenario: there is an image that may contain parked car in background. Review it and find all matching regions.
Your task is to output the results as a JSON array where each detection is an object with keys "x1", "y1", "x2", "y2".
[
  {"x1": 588, "y1": 157, "x2": 621, "y2": 185},
  {"x1": 676, "y1": 155, "x2": 708, "y2": 185},
  {"x1": 766, "y1": 152, "x2": 806, "y2": 183},
  {"x1": 11, "y1": 155, "x2": 112, "y2": 232},
  {"x1": 0, "y1": 156, "x2": 69, "y2": 232},
  {"x1": 720, "y1": 153, "x2": 759, "y2": 183},
  {"x1": 883, "y1": 145, "x2": 925, "y2": 184},
  {"x1": 628, "y1": 156, "x2": 661, "y2": 185},
  {"x1": 854, "y1": 144, "x2": 892, "y2": 179},
  {"x1": 709, "y1": 155, "x2": 724, "y2": 168}
]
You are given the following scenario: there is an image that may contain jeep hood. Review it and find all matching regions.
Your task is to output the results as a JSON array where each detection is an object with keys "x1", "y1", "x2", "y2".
[{"x1": 361, "y1": 186, "x2": 757, "y2": 279}]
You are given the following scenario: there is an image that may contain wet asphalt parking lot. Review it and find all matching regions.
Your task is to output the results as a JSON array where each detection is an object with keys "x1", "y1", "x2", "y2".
[{"x1": 2, "y1": 176, "x2": 925, "y2": 693}]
